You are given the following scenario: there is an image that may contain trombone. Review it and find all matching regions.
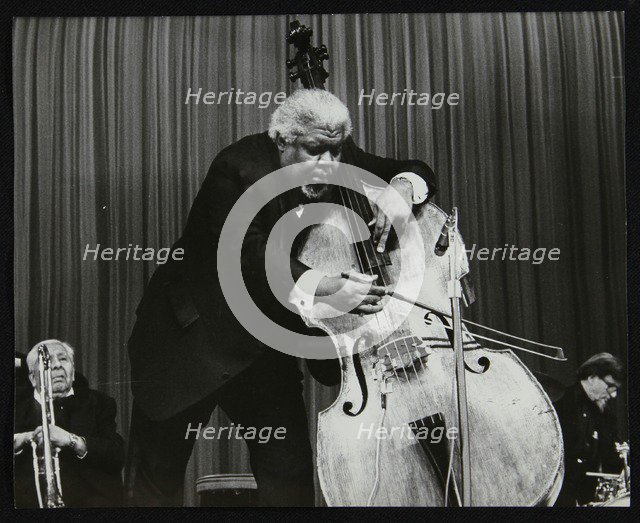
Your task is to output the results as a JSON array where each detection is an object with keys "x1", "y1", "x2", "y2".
[{"x1": 31, "y1": 344, "x2": 65, "y2": 508}]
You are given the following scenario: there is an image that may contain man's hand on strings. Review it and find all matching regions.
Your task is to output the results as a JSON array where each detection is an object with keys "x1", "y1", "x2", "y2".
[{"x1": 368, "y1": 178, "x2": 413, "y2": 253}]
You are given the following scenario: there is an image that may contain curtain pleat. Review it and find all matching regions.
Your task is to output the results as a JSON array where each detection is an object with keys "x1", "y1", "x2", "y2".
[{"x1": 13, "y1": 12, "x2": 625, "y2": 506}]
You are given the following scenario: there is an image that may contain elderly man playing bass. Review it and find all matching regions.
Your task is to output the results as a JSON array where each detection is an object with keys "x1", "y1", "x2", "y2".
[{"x1": 127, "y1": 89, "x2": 437, "y2": 506}]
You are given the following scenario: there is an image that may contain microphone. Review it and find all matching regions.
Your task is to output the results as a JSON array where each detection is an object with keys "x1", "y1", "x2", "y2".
[{"x1": 434, "y1": 215, "x2": 453, "y2": 256}]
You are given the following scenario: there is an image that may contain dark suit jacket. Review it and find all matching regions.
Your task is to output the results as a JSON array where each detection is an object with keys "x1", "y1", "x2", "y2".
[
  {"x1": 553, "y1": 381, "x2": 623, "y2": 506},
  {"x1": 14, "y1": 376, "x2": 125, "y2": 508},
  {"x1": 128, "y1": 132, "x2": 437, "y2": 420}
]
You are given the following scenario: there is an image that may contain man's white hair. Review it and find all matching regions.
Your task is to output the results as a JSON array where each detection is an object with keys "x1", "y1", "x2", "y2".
[
  {"x1": 26, "y1": 339, "x2": 75, "y2": 373},
  {"x1": 268, "y1": 88, "x2": 353, "y2": 143}
]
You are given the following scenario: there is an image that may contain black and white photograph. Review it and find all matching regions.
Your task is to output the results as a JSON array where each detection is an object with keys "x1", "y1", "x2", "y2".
[{"x1": 5, "y1": 5, "x2": 630, "y2": 510}]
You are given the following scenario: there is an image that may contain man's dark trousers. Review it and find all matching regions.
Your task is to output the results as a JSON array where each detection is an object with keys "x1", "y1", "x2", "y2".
[{"x1": 127, "y1": 352, "x2": 314, "y2": 506}]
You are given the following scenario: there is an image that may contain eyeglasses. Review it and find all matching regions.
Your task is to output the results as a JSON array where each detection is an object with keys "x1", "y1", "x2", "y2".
[{"x1": 602, "y1": 378, "x2": 620, "y2": 394}]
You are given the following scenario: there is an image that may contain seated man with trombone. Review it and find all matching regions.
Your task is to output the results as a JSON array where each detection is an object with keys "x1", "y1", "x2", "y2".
[{"x1": 13, "y1": 340, "x2": 125, "y2": 508}]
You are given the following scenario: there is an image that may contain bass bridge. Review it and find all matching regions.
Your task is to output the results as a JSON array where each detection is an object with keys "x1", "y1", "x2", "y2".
[{"x1": 373, "y1": 336, "x2": 434, "y2": 381}]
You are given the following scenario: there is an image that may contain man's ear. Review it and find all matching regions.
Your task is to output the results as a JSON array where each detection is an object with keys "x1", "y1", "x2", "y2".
[
  {"x1": 28, "y1": 371, "x2": 37, "y2": 389},
  {"x1": 275, "y1": 133, "x2": 288, "y2": 152}
]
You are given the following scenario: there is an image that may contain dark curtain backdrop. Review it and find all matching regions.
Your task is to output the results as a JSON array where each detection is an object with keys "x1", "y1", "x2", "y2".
[{"x1": 13, "y1": 13, "x2": 625, "y2": 506}]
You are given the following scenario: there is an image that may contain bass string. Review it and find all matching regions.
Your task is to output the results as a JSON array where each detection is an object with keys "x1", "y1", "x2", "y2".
[
  {"x1": 345, "y1": 177, "x2": 468, "y2": 504},
  {"x1": 334, "y1": 177, "x2": 414, "y2": 506},
  {"x1": 321, "y1": 153, "x2": 451, "y2": 505},
  {"x1": 340, "y1": 175, "x2": 455, "y2": 504},
  {"x1": 308, "y1": 52, "x2": 441, "y2": 489},
  {"x1": 333, "y1": 179, "x2": 403, "y2": 390},
  {"x1": 297, "y1": 27, "x2": 428, "y2": 394},
  {"x1": 305, "y1": 48, "x2": 407, "y2": 383},
  {"x1": 343, "y1": 177, "x2": 432, "y2": 385},
  {"x1": 304, "y1": 31, "x2": 427, "y2": 407},
  {"x1": 337, "y1": 172, "x2": 436, "y2": 439},
  {"x1": 306, "y1": 59, "x2": 411, "y2": 397}
]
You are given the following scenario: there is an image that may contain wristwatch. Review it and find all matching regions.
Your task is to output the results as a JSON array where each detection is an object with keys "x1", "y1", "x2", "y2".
[{"x1": 391, "y1": 172, "x2": 429, "y2": 204}]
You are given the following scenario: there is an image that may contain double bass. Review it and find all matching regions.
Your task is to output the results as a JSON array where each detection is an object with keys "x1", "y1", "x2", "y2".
[{"x1": 285, "y1": 21, "x2": 564, "y2": 506}]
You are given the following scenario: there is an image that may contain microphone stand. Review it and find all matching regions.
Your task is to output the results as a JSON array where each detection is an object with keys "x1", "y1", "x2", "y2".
[{"x1": 447, "y1": 208, "x2": 472, "y2": 506}]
